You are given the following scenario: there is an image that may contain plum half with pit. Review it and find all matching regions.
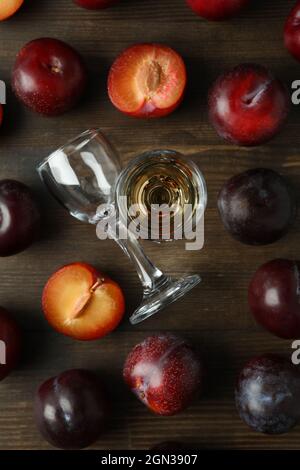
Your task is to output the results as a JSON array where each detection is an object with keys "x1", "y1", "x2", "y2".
[
  {"x1": 42, "y1": 262, "x2": 125, "y2": 341},
  {"x1": 208, "y1": 64, "x2": 290, "y2": 146},
  {"x1": 249, "y1": 259, "x2": 300, "y2": 339},
  {"x1": 235, "y1": 355, "x2": 300, "y2": 434},
  {"x1": 108, "y1": 43, "x2": 187, "y2": 118},
  {"x1": 218, "y1": 168, "x2": 296, "y2": 245},
  {"x1": 0, "y1": 0, "x2": 23, "y2": 20},
  {"x1": 34, "y1": 369, "x2": 109, "y2": 449},
  {"x1": 123, "y1": 334, "x2": 203, "y2": 416}
]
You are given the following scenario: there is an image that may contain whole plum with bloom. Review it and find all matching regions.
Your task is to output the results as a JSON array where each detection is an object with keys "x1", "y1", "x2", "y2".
[
  {"x1": 217, "y1": 168, "x2": 296, "y2": 245},
  {"x1": 123, "y1": 334, "x2": 203, "y2": 416},
  {"x1": 74, "y1": 0, "x2": 119, "y2": 8},
  {"x1": 209, "y1": 64, "x2": 290, "y2": 146},
  {"x1": 12, "y1": 38, "x2": 87, "y2": 116},
  {"x1": 186, "y1": 0, "x2": 249, "y2": 20},
  {"x1": 0, "y1": 0, "x2": 23, "y2": 20},
  {"x1": 0, "y1": 179, "x2": 41, "y2": 256},
  {"x1": 235, "y1": 355, "x2": 300, "y2": 434},
  {"x1": 284, "y1": 1, "x2": 300, "y2": 62},
  {"x1": 108, "y1": 43, "x2": 186, "y2": 118},
  {"x1": 34, "y1": 369, "x2": 109, "y2": 449},
  {"x1": 249, "y1": 259, "x2": 300, "y2": 339},
  {"x1": 0, "y1": 307, "x2": 21, "y2": 381}
]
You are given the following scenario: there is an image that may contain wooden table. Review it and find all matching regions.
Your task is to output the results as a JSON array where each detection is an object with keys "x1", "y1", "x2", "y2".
[{"x1": 0, "y1": 0, "x2": 300, "y2": 450}]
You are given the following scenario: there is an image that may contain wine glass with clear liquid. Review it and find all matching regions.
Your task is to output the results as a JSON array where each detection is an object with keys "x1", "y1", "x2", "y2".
[{"x1": 37, "y1": 129, "x2": 207, "y2": 325}]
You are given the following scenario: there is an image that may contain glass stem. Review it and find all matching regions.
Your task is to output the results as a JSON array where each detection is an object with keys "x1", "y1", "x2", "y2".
[{"x1": 107, "y1": 220, "x2": 170, "y2": 294}]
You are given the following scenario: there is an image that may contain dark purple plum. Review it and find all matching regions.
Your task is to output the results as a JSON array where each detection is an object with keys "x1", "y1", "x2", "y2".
[
  {"x1": 235, "y1": 355, "x2": 300, "y2": 434},
  {"x1": 34, "y1": 369, "x2": 109, "y2": 449},
  {"x1": 0, "y1": 180, "x2": 41, "y2": 256},
  {"x1": 249, "y1": 259, "x2": 300, "y2": 339},
  {"x1": 218, "y1": 168, "x2": 296, "y2": 245}
]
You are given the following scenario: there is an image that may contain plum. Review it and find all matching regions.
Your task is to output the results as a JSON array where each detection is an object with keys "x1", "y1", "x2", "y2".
[
  {"x1": 218, "y1": 169, "x2": 296, "y2": 245},
  {"x1": 236, "y1": 355, "x2": 300, "y2": 434},
  {"x1": 34, "y1": 369, "x2": 109, "y2": 449},
  {"x1": 123, "y1": 334, "x2": 203, "y2": 416}
]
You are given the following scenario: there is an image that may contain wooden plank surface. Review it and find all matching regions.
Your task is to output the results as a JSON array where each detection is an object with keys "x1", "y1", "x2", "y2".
[{"x1": 0, "y1": 0, "x2": 300, "y2": 450}]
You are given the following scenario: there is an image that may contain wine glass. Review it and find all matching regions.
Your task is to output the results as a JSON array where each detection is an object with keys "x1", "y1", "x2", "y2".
[
  {"x1": 116, "y1": 149, "x2": 206, "y2": 243},
  {"x1": 37, "y1": 129, "x2": 207, "y2": 325}
]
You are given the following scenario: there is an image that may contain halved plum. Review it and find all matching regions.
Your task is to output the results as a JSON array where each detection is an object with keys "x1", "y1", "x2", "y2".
[
  {"x1": 42, "y1": 262, "x2": 125, "y2": 340},
  {"x1": 0, "y1": 0, "x2": 23, "y2": 21},
  {"x1": 108, "y1": 44, "x2": 187, "y2": 118}
]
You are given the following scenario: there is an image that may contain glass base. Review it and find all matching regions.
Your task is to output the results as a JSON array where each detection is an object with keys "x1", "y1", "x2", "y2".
[{"x1": 129, "y1": 274, "x2": 201, "y2": 325}]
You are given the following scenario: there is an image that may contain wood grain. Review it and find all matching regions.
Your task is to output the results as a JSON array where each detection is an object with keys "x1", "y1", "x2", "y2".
[{"x1": 0, "y1": 0, "x2": 300, "y2": 450}]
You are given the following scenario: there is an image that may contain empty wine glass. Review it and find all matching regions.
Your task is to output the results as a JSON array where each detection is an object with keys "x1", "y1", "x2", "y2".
[{"x1": 37, "y1": 129, "x2": 207, "y2": 324}]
